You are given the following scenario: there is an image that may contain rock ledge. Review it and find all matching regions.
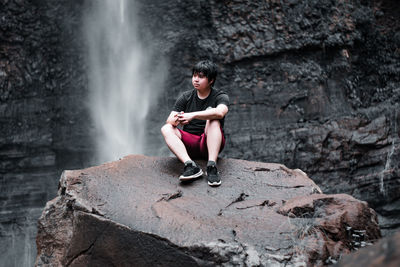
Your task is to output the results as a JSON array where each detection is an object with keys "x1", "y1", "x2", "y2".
[{"x1": 36, "y1": 155, "x2": 380, "y2": 266}]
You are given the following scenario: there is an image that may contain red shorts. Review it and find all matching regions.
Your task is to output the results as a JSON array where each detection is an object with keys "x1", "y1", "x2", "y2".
[{"x1": 178, "y1": 128, "x2": 226, "y2": 160}]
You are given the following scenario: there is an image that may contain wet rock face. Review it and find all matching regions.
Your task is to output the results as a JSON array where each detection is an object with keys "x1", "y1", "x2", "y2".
[
  {"x1": 36, "y1": 155, "x2": 381, "y2": 266},
  {"x1": 0, "y1": 0, "x2": 93, "y2": 265}
]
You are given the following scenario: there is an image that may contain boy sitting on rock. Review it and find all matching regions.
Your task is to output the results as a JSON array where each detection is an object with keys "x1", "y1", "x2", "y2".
[{"x1": 161, "y1": 60, "x2": 229, "y2": 186}]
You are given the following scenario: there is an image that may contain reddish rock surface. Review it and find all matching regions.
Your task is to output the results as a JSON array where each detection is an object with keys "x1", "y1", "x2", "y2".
[
  {"x1": 36, "y1": 155, "x2": 381, "y2": 266},
  {"x1": 279, "y1": 194, "x2": 381, "y2": 265}
]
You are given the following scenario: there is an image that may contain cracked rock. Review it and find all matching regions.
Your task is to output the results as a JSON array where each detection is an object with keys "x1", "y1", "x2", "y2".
[{"x1": 36, "y1": 155, "x2": 380, "y2": 266}]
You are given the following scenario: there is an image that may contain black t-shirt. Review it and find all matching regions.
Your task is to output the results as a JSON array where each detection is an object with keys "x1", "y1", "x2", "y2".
[{"x1": 172, "y1": 88, "x2": 229, "y2": 135}]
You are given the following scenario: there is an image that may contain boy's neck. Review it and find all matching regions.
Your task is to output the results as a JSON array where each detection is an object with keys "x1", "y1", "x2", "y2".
[{"x1": 196, "y1": 86, "x2": 212, "y2": 99}]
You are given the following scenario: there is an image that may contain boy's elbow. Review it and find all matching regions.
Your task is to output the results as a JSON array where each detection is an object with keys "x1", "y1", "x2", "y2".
[
  {"x1": 216, "y1": 107, "x2": 228, "y2": 119},
  {"x1": 212, "y1": 110, "x2": 225, "y2": 120},
  {"x1": 216, "y1": 111, "x2": 225, "y2": 119}
]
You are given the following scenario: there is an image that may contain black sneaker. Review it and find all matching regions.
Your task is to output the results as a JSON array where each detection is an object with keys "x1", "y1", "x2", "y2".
[
  {"x1": 179, "y1": 161, "x2": 203, "y2": 181},
  {"x1": 207, "y1": 161, "x2": 221, "y2": 186}
]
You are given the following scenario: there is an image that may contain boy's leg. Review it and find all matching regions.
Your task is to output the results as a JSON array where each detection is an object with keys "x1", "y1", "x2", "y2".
[
  {"x1": 204, "y1": 119, "x2": 224, "y2": 186},
  {"x1": 204, "y1": 120, "x2": 223, "y2": 162},
  {"x1": 161, "y1": 124, "x2": 191, "y2": 163},
  {"x1": 161, "y1": 124, "x2": 203, "y2": 180}
]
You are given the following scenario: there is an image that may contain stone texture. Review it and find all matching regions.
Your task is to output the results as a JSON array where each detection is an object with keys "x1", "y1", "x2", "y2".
[
  {"x1": 0, "y1": 1, "x2": 94, "y2": 265},
  {"x1": 36, "y1": 155, "x2": 380, "y2": 266},
  {"x1": 336, "y1": 230, "x2": 400, "y2": 267},
  {"x1": 0, "y1": 0, "x2": 91, "y2": 154},
  {"x1": 279, "y1": 194, "x2": 381, "y2": 265}
]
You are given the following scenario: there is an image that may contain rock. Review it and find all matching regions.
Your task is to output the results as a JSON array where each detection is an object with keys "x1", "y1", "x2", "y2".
[
  {"x1": 279, "y1": 194, "x2": 381, "y2": 265},
  {"x1": 336, "y1": 230, "x2": 400, "y2": 267},
  {"x1": 0, "y1": 1, "x2": 93, "y2": 264},
  {"x1": 36, "y1": 155, "x2": 380, "y2": 266}
]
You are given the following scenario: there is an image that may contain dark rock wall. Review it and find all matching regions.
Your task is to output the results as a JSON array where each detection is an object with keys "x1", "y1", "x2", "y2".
[
  {"x1": 0, "y1": 0, "x2": 399, "y2": 265},
  {"x1": 0, "y1": 0, "x2": 93, "y2": 266},
  {"x1": 142, "y1": 0, "x2": 400, "y2": 235}
]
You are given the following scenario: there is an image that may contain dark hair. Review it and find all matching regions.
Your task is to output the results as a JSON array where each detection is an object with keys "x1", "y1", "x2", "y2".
[{"x1": 192, "y1": 60, "x2": 218, "y2": 86}]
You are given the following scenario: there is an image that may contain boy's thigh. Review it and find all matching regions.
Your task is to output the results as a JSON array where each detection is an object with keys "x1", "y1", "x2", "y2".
[
  {"x1": 200, "y1": 127, "x2": 226, "y2": 155},
  {"x1": 178, "y1": 128, "x2": 226, "y2": 159},
  {"x1": 178, "y1": 129, "x2": 207, "y2": 159}
]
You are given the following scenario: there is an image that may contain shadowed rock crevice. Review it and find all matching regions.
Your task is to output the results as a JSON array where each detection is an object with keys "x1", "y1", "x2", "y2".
[
  {"x1": 36, "y1": 155, "x2": 381, "y2": 266},
  {"x1": 336, "y1": 230, "x2": 400, "y2": 266}
]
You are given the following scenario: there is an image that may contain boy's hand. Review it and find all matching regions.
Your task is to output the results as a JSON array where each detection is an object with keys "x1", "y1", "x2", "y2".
[
  {"x1": 173, "y1": 112, "x2": 181, "y2": 123},
  {"x1": 174, "y1": 111, "x2": 183, "y2": 117},
  {"x1": 166, "y1": 111, "x2": 181, "y2": 126},
  {"x1": 173, "y1": 111, "x2": 183, "y2": 125},
  {"x1": 177, "y1": 112, "x2": 194, "y2": 125}
]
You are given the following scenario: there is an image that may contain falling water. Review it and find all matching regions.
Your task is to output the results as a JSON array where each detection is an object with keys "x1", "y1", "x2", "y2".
[
  {"x1": 84, "y1": 0, "x2": 165, "y2": 163},
  {"x1": 379, "y1": 112, "x2": 398, "y2": 196}
]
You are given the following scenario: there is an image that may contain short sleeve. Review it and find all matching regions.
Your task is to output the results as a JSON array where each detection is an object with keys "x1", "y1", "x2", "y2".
[
  {"x1": 172, "y1": 93, "x2": 187, "y2": 112},
  {"x1": 216, "y1": 93, "x2": 229, "y2": 107}
]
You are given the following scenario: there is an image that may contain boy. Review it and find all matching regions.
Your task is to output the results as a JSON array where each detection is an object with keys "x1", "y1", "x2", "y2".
[{"x1": 161, "y1": 60, "x2": 229, "y2": 186}]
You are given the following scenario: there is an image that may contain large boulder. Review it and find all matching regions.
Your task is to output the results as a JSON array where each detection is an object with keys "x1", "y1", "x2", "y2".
[{"x1": 36, "y1": 155, "x2": 381, "y2": 266}]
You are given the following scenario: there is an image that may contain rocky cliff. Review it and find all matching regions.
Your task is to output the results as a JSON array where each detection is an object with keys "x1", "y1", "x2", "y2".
[
  {"x1": 1, "y1": 0, "x2": 399, "y2": 265},
  {"x1": 36, "y1": 155, "x2": 381, "y2": 266},
  {"x1": 0, "y1": 1, "x2": 93, "y2": 266},
  {"x1": 141, "y1": 0, "x2": 400, "y2": 237}
]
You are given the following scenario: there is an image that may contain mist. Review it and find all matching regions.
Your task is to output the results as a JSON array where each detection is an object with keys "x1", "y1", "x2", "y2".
[{"x1": 84, "y1": 0, "x2": 166, "y2": 163}]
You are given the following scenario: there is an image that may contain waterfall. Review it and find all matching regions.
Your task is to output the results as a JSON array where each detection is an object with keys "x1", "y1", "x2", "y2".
[
  {"x1": 379, "y1": 112, "x2": 398, "y2": 196},
  {"x1": 84, "y1": 0, "x2": 165, "y2": 163}
]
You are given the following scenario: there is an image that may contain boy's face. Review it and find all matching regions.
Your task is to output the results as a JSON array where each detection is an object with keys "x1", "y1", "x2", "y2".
[{"x1": 192, "y1": 72, "x2": 213, "y2": 91}]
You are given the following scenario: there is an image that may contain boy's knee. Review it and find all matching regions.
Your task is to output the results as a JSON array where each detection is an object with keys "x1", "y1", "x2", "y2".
[
  {"x1": 210, "y1": 119, "x2": 221, "y2": 126},
  {"x1": 161, "y1": 124, "x2": 173, "y2": 136},
  {"x1": 205, "y1": 119, "x2": 221, "y2": 135},
  {"x1": 208, "y1": 119, "x2": 221, "y2": 129}
]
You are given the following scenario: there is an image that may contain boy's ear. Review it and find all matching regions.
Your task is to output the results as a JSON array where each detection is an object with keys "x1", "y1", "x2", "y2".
[{"x1": 208, "y1": 79, "x2": 214, "y2": 85}]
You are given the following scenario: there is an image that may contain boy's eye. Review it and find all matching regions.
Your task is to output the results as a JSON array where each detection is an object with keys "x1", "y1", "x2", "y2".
[{"x1": 193, "y1": 72, "x2": 205, "y2": 79}]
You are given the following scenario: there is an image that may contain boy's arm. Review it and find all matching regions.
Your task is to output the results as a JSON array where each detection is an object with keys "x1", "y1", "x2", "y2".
[
  {"x1": 177, "y1": 104, "x2": 228, "y2": 125},
  {"x1": 166, "y1": 111, "x2": 180, "y2": 127},
  {"x1": 168, "y1": 92, "x2": 187, "y2": 126}
]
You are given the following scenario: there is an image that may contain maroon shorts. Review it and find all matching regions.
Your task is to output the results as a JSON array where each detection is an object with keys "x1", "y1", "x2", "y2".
[{"x1": 178, "y1": 128, "x2": 226, "y2": 160}]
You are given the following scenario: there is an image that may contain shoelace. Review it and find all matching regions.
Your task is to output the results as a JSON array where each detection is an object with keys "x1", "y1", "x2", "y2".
[
  {"x1": 184, "y1": 163, "x2": 194, "y2": 171},
  {"x1": 207, "y1": 165, "x2": 217, "y2": 175}
]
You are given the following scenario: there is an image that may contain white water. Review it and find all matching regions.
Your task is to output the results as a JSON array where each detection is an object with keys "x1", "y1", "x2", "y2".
[
  {"x1": 84, "y1": 0, "x2": 165, "y2": 163},
  {"x1": 379, "y1": 112, "x2": 398, "y2": 196}
]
